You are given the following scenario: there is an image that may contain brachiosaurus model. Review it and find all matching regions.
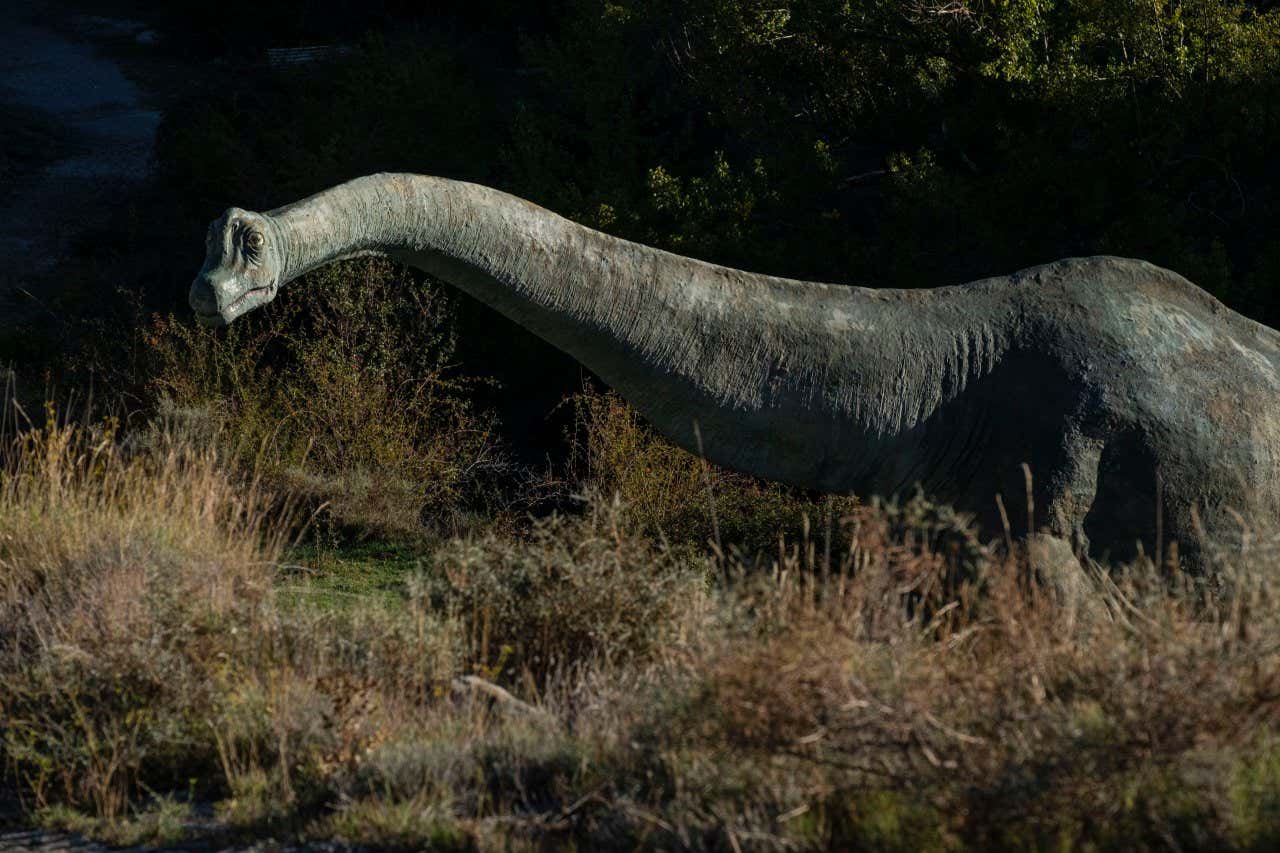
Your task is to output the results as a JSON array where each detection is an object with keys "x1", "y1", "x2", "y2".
[{"x1": 190, "y1": 173, "x2": 1280, "y2": 575}]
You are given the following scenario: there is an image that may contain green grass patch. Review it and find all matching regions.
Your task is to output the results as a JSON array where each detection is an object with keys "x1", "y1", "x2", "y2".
[
  {"x1": 37, "y1": 797, "x2": 194, "y2": 849},
  {"x1": 276, "y1": 540, "x2": 424, "y2": 610}
]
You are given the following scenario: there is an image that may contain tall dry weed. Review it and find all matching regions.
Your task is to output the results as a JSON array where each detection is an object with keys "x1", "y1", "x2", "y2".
[
  {"x1": 570, "y1": 387, "x2": 859, "y2": 554},
  {"x1": 0, "y1": 409, "x2": 283, "y2": 816},
  {"x1": 423, "y1": 491, "x2": 711, "y2": 682},
  {"x1": 141, "y1": 258, "x2": 511, "y2": 538},
  {"x1": 656, "y1": 499, "x2": 1280, "y2": 849},
  {"x1": 3, "y1": 405, "x2": 1280, "y2": 849}
]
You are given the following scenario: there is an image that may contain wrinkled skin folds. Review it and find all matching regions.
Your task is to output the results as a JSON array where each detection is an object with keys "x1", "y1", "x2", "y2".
[{"x1": 190, "y1": 208, "x2": 282, "y2": 325}]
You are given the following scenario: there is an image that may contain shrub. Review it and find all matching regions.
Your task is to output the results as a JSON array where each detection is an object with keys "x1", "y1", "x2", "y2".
[
  {"x1": 659, "y1": 500, "x2": 1280, "y2": 850},
  {"x1": 142, "y1": 258, "x2": 511, "y2": 538},
  {"x1": 424, "y1": 491, "x2": 710, "y2": 681},
  {"x1": 571, "y1": 387, "x2": 859, "y2": 555},
  {"x1": 0, "y1": 413, "x2": 281, "y2": 818}
]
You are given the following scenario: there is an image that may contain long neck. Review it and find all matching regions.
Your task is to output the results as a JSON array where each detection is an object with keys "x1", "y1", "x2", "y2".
[{"x1": 267, "y1": 173, "x2": 1014, "y2": 487}]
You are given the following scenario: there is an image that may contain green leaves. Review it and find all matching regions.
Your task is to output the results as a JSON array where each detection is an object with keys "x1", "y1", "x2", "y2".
[{"x1": 532, "y1": 0, "x2": 1280, "y2": 312}]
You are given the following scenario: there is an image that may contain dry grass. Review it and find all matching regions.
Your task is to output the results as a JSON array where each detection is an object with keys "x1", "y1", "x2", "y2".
[
  {"x1": 3, "y1": 407, "x2": 1280, "y2": 849},
  {"x1": 0, "y1": 410, "x2": 282, "y2": 819},
  {"x1": 423, "y1": 492, "x2": 711, "y2": 681},
  {"x1": 571, "y1": 388, "x2": 859, "y2": 555},
  {"x1": 678, "y1": 531, "x2": 1280, "y2": 849},
  {"x1": 140, "y1": 257, "x2": 513, "y2": 540}
]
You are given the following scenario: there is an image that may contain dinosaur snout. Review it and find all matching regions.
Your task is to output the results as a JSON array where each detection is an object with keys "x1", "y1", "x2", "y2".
[{"x1": 189, "y1": 272, "x2": 229, "y2": 325}]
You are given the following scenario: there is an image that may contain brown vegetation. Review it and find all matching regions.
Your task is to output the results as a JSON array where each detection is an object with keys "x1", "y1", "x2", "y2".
[
  {"x1": 6, "y1": 0, "x2": 1280, "y2": 845},
  {"x1": 3, "y1": 404, "x2": 1280, "y2": 849},
  {"x1": 141, "y1": 258, "x2": 512, "y2": 540}
]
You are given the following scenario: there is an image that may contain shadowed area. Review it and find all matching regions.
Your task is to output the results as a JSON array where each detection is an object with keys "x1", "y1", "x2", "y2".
[
  {"x1": 0, "y1": 0, "x2": 159, "y2": 315},
  {"x1": 192, "y1": 174, "x2": 1280, "y2": 576}
]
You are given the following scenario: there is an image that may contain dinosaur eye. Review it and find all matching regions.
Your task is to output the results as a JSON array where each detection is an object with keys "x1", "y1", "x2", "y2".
[{"x1": 245, "y1": 230, "x2": 265, "y2": 252}]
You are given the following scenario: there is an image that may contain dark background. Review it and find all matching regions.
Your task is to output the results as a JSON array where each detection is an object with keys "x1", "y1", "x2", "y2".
[{"x1": 7, "y1": 0, "x2": 1280, "y2": 462}]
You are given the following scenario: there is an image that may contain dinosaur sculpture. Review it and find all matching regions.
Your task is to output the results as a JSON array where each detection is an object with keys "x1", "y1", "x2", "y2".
[{"x1": 190, "y1": 173, "x2": 1280, "y2": 574}]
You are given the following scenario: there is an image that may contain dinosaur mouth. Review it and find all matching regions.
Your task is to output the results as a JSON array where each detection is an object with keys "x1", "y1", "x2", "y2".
[
  {"x1": 193, "y1": 284, "x2": 272, "y2": 327},
  {"x1": 225, "y1": 284, "x2": 273, "y2": 315}
]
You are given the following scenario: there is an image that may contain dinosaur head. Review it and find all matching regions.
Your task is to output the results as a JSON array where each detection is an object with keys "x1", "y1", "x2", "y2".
[{"x1": 190, "y1": 208, "x2": 284, "y2": 326}]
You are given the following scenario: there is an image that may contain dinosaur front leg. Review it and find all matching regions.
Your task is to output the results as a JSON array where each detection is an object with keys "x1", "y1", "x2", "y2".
[
  {"x1": 1024, "y1": 431, "x2": 1105, "y2": 609},
  {"x1": 1042, "y1": 432, "x2": 1105, "y2": 556}
]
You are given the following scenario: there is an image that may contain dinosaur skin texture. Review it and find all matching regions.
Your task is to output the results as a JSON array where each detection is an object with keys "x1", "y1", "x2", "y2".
[{"x1": 191, "y1": 173, "x2": 1280, "y2": 576}]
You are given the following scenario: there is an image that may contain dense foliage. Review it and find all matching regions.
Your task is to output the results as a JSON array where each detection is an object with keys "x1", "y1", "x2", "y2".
[
  {"x1": 150, "y1": 0, "x2": 1280, "y2": 311},
  {"x1": 144, "y1": 258, "x2": 507, "y2": 538}
]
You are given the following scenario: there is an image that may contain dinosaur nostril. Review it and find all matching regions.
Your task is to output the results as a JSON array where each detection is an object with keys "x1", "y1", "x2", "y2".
[{"x1": 189, "y1": 276, "x2": 219, "y2": 314}]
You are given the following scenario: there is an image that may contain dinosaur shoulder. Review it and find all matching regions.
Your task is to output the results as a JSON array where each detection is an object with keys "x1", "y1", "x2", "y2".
[
  {"x1": 987, "y1": 255, "x2": 1239, "y2": 329},
  {"x1": 1007, "y1": 255, "x2": 1225, "y2": 310},
  {"x1": 1009, "y1": 257, "x2": 1280, "y2": 364}
]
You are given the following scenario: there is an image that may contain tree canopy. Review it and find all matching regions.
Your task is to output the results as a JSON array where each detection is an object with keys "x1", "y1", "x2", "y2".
[{"x1": 155, "y1": 0, "x2": 1280, "y2": 319}]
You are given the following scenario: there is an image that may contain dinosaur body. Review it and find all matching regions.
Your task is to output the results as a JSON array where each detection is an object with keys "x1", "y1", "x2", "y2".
[{"x1": 191, "y1": 173, "x2": 1280, "y2": 570}]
